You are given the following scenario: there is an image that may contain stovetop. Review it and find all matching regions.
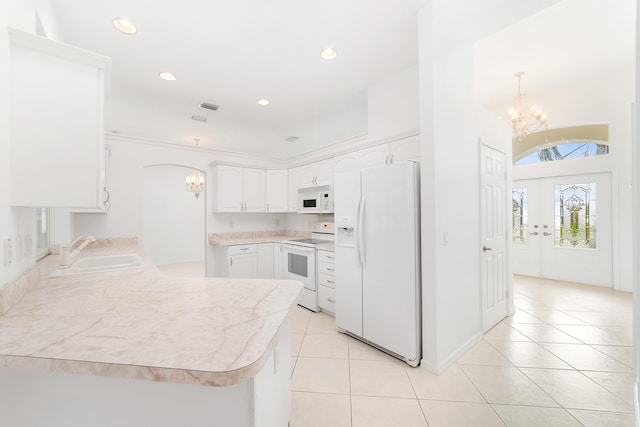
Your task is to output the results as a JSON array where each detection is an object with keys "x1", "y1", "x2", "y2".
[{"x1": 285, "y1": 238, "x2": 331, "y2": 245}]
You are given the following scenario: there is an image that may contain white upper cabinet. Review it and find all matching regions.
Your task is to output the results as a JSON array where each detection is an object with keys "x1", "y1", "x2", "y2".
[
  {"x1": 9, "y1": 29, "x2": 111, "y2": 208},
  {"x1": 265, "y1": 170, "x2": 288, "y2": 212},
  {"x1": 213, "y1": 165, "x2": 244, "y2": 211},
  {"x1": 242, "y1": 168, "x2": 266, "y2": 212},
  {"x1": 314, "y1": 159, "x2": 334, "y2": 186},
  {"x1": 211, "y1": 165, "x2": 265, "y2": 212},
  {"x1": 299, "y1": 159, "x2": 334, "y2": 187},
  {"x1": 334, "y1": 152, "x2": 359, "y2": 174},
  {"x1": 389, "y1": 136, "x2": 420, "y2": 163},
  {"x1": 358, "y1": 144, "x2": 390, "y2": 170},
  {"x1": 288, "y1": 167, "x2": 301, "y2": 212},
  {"x1": 358, "y1": 137, "x2": 420, "y2": 171}
]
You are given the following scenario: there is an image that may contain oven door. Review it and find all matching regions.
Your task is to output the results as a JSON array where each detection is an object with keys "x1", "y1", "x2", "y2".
[{"x1": 282, "y1": 243, "x2": 316, "y2": 291}]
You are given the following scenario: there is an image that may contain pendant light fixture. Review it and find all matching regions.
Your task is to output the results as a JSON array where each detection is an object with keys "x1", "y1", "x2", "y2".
[
  {"x1": 185, "y1": 139, "x2": 204, "y2": 199},
  {"x1": 508, "y1": 72, "x2": 548, "y2": 141}
]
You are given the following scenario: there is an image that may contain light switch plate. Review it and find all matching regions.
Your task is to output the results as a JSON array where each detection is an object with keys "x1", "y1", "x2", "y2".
[{"x1": 4, "y1": 238, "x2": 12, "y2": 266}]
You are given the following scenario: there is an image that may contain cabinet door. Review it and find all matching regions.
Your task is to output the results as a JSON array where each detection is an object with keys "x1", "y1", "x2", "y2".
[
  {"x1": 229, "y1": 253, "x2": 258, "y2": 278},
  {"x1": 299, "y1": 164, "x2": 316, "y2": 187},
  {"x1": 273, "y1": 243, "x2": 283, "y2": 279},
  {"x1": 265, "y1": 170, "x2": 288, "y2": 213},
  {"x1": 334, "y1": 152, "x2": 359, "y2": 174},
  {"x1": 9, "y1": 29, "x2": 109, "y2": 208},
  {"x1": 215, "y1": 165, "x2": 243, "y2": 212},
  {"x1": 390, "y1": 136, "x2": 420, "y2": 164},
  {"x1": 358, "y1": 144, "x2": 390, "y2": 170},
  {"x1": 314, "y1": 159, "x2": 335, "y2": 186},
  {"x1": 258, "y1": 243, "x2": 274, "y2": 279},
  {"x1": 243, "y1": 168, "x2": 266, "y2": 212},
  {"x1": 288, "y1": 167, "x2": 301, "y2": 212}
]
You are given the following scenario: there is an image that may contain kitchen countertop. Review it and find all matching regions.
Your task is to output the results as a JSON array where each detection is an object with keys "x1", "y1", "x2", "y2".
[{"x1": 0, "y1": 241, "x2": 302, "y2": 387}]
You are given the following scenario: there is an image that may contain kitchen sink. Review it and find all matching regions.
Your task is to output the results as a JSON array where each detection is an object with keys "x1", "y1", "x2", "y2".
[
  {"x1": 73, "y1": 254, "x2": 143, "y2": 271},
  {"x1": 49, "y1": 254, "x2": 144, "y2": 277}
]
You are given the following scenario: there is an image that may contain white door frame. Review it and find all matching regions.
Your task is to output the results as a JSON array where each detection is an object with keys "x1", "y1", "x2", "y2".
[{"x1": 479, "y1": 142, "x2": 513, "y2": 332}]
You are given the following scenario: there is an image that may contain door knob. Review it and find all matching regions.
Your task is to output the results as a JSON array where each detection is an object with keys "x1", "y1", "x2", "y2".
[
  {"x1": 530, "y1": 232, "x2": 539, "y2": 236},
  {"x1": 482, "y1": 246, "x2": 492, "y2": 252},
  {"x1": 543, "y1": 232, "x2": 552, "y2": 236}
]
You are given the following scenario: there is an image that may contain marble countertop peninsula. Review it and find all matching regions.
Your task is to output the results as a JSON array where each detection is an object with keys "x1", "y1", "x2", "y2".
[{"x1": 0, "y1": 241, "x2": 302, "y2": 387}]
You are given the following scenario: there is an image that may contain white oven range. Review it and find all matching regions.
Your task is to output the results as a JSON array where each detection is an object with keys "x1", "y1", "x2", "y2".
[{"x1": 282, "y1": 222, "x2": 334, "y2": 312}]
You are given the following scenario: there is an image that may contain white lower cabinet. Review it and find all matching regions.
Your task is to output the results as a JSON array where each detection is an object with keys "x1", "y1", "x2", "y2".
[
  {"x1": 317, "y1": 250, "x2": 336, "y2": 314},
  {"x1": 273, "y1": 243, "x2": 283, "y2": 279},
  {"x1": 212, "y1": 244, "x2": 258, "y2": 278},
  {"x1": 212, "y1": 243, "x2": 284, "y2": 280},
  {"x1": 258, "y1": 243, "x2": 274, "y2": 279}
]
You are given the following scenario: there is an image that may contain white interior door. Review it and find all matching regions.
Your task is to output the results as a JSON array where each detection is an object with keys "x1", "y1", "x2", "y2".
[
  {"x1": 480, "y1": 145, "x2": 508, "y2": 333},
  {"x1": 513, "y1": 173, "x2": 612, "y2": 287}
]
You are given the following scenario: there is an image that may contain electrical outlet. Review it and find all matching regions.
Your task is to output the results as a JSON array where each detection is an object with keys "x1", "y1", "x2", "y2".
[{"x1": 3, "y1": 238, "x2": 12, "y2": 266}]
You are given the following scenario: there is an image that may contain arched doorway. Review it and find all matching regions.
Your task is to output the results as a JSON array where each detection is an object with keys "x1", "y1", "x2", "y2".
[{"x1": 142, "y1": 164, "x2": 206, "y2": 276}]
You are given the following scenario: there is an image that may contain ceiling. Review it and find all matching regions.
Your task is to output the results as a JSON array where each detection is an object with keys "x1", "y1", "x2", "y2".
[
  {"x1": 474, "y1": 0, "x2": 635, "y2": 120},
  {"x1": 51, "y1": 0, "x2": 428, "y2": 160}
]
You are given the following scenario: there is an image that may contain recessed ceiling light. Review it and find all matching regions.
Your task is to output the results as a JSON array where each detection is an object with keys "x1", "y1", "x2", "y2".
[
  {"x1": 320, "y1": 47, "x2": 338, "y2": 60},
  {"x1": 285, "y1": 136, "x2": 299, "y2": 142},
  {"x1": 191, "y1": 115, "x2": 208, "y2": 122},
  {"x1": 257, "y1": 99, "x2": 270, "y2": 106},
  {"x1": 112, "y1": 18, "x2": 137, "y2": 35},
  {"x1": 159, "y1": 71, "x2": 176, "y2": 81}
]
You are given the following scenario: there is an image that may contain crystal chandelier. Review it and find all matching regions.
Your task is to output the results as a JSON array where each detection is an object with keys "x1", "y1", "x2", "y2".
[
  {"x1": 508, "y1": 72, "x2": 548, "y2": 141},
  {"x1": 185, "y1": 139, "x2": 204, "y2": 198}
]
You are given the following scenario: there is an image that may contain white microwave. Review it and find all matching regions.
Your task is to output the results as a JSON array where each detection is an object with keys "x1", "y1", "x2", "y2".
[{"x1": 298, "y1": 185, "x2": 333, "y2": 214}]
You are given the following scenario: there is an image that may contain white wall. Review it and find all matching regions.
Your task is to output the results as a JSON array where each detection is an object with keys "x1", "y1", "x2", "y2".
[
  {"x1": 367, "y1": 65, "x2": 420, "y2": 143},
  {"x1": 418, "y1": 0, "x2": 550, "y2": 373},
  {"x1": 142, "y1": 165, "x2": 205, "y2": 265}
]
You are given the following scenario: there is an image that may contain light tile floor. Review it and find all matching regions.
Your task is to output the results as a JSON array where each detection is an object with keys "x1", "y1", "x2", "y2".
[
  {"x1": 159, "y1": 263, "x2": 635, "y2": 426},
  {"x1": 289, "y1": 275, "x2": 635, "y2": 427}
]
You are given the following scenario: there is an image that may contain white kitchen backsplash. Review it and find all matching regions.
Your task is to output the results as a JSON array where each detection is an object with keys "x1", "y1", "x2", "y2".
[
  {"x1": 284, "y1": 213, "x2": 334, "y2": 231},
  {"x1": 210, "y1": 212, "x2": 333, "y2": 233},
  {"x1": 211, "y1": 213, "x2": 287, "y2": 233}
]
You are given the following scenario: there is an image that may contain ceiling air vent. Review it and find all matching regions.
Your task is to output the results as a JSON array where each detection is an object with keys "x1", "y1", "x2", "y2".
[
  {"x1": 199, "y1": 102, "x2": 219, "y2": 111},
  {"x1": 191, "y1": 115, "x2": 208, "y2": 122},
  {"x1": 285, "y1": 136, "x2": 299, "y2": 142}
]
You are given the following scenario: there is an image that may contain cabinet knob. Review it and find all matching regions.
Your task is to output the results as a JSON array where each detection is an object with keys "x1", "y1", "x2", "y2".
[
  {"x1": 543, "y1": 232, "x2": 552, "y2": 236},
  {"x1": 482, "y1": 246, "x2": 492, "y2": 252}
]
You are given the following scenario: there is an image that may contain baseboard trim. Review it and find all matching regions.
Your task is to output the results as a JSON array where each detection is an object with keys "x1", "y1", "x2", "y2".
[{"x1": 420, "y1": 332, "x2": 483, "y2": 375}]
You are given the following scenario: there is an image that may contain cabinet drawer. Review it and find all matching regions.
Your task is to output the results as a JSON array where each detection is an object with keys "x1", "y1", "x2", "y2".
[
  {"x1": 318, "y1": 272, "x2": 336, "y2": 289},
  {"x1": 318, "y1": 261, "x2": 335, "y2": 276},
  {"x1": 317, "y1": 251, "x2": 336, "y2": 264},
  {"x1": 228, "y1": 244, "x2": 258, "y2": 255},
  {"x1": 318, "y1": 285, "x2": 335, "y2": 314}
]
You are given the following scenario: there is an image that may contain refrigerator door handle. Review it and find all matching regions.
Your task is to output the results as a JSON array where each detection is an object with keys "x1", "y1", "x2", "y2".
[
  {"x1": 357, "y1": 198, "x2": 366, "y2": 267},
  {"x1": 355, "y1": 198, "x2": 363, "y2": 267}
]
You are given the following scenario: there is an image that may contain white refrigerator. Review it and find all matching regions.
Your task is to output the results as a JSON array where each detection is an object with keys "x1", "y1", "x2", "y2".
[{"x1": 335, "y1": 161, "x2": 421, "y2": 367}]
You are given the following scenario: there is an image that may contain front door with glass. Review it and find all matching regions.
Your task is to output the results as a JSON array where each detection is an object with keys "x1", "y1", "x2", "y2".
[{"x1": 512, "y1": 173, "x2": 612, "y2": 287}]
